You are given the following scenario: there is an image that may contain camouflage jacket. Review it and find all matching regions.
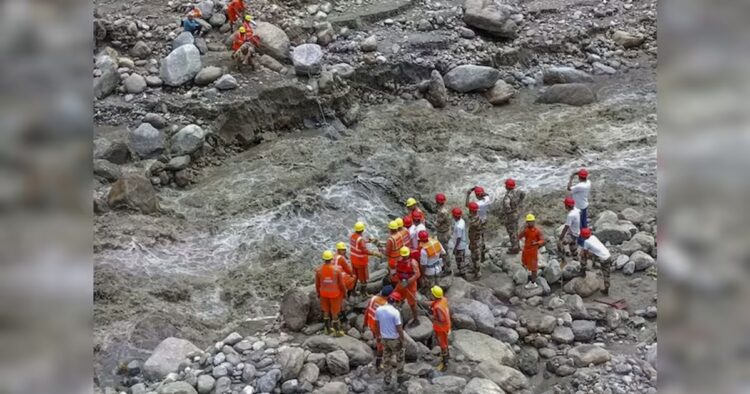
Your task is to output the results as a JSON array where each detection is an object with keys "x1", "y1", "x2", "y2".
[
  {"x1": 436, "y1": 205, "x2": 452, "y2": 234},
  {"x1": 468, "y1": 215, "x2": 482, "y2": 244},
  {"x1": 501, "y1": 189, "x2": 525, "y2": 217}
]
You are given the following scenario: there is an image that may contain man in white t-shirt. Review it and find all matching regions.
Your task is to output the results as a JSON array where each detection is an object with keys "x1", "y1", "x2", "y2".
[
  {"x1": 557, "y1": 196, "x2": 581, "y2": 262},
  {"x1": 567, "y1": 168, "x2": 591, "y2": 229},
  {"x1": 579, "y1": 228, "x2": 612, "y2": 296},
  {"x1": 449, "y1": 207, "x2": 468, "y2": 276},
  {"x1": 374, "y1": 292, "x2": 405, "y2": 386}
]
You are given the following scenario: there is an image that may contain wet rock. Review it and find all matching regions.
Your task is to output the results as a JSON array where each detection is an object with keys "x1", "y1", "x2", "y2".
[
  {"x1": 194, "y1": 66, "x2": 223, "y2": 86},
  {"x1": 279, "y1": 347, "x2": 305, "y2": 381},
  {"x1": 302, "y1": 335, "x2": 374, "y2": 367},
  {"x1": 536, "y1": 83, "x2": 596, "y2": 106},
  {"x1": 517, "y1": 346, "x2": 539, "y2": 375},
  {"x1": 542, "y1": 67, "x2": 593, "y2": 85},
  {"x1": 255, "y1": 369, "x2": 281, "y2": 393},
  {"x1": 281, "y1": 288, "x2": 311, "y2": 331},
  {"x1": 463, "y1": 0, "x2": 518, "y2": 38},
  {"x1": 292, "y1": 44, "x2": 323, "y2": 75},
  {"x1": 461, "y1": 377, "x2": 504, "y2": 394},
  {"x1": 298, "y1": 362, "x2": 319, "y2": 385},
  {"x1": 484, "y1": 80, "x2": 515, "y2": 105},
  {"x1": 492, "y1": 327, "x2": 519, "y2": 344},
  {"x1": 406, "y1": 316, "x2": 433, "y2": 342},
  {"x1": 159, "y1": 381, "x2": 198, "y2": 394},
  {"x1": 107, "y1": 175, "x2": 159, "y2": 214},
  {"x1": 173, "y1": 32, "x2": 195, "y2": 50},
  {"x1": 170, "y1": 124, "x2": 206, "y2": 156},
  {"x1": 475, "y1": 360, "x2": 528, "y2": 392},
  {"x1": 160, "y1": 45, "x2": 202, "y2": 87},
  {"x1": 315, "y1": 382, "x2": 347, "y2": 394},
  {"x1": 568, "y1": 345, "x2": 610, "y2": 367},
  {"x1": 571, "y1": 320, "x2": 596, "y2": 341},
  {"x1": 450, "y1": 298, "x2": 494, "y2": 334},
  {"x1": 214, "y1": 74, "x2": 238, "y2": 90},
  {"x1": 255, "y1": 22, "x2": 291, "y2": 60},
  {"x1": 94, "y1": 159, "x2": 122, "y2": 182},
  {"x1": 124, "y1": 73, "x2": 147, "y2": 93},
  {"x1": 452, "y1": 329, "x2": 516, "y2": 366},
  {"x1": 613, "y1": 30, "x2": 646, "y2": 48},
  {"x1": 424, "y1": 70, "x2": 448, "y2": 108},
  {"x1": 361, "y1": 35, "x2": 378, "y2": 52},
  {"x1": 552, "y1": 326, "x2": 574, "y2": 344},
  {"x1": 630, "y1": 250, "x2": 655, "y2": 271},
  {"x1": 143, "y1": 337, "x2": 200, "y2": 380},
  {"x1": 444, "y1": 65, "x2": 500, "y2": 93},
  {"x1": 130, "y1": 41, "x2": 152, "y2": 58}
]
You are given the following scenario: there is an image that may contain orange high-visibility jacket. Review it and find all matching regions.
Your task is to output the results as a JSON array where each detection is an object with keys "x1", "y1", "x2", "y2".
[
  {"x1": 226, "y1": 0, "x2": 245, "y2": 22},
  {"x1": 350, "y1": 233, "x2": 369, "y2": 268},
  {"x1": 364, "y1": 295, "x2": 388, "y2": 329},
  {"x1": 316, "y1": 264, "x2": 345, "y2": 298},
  {"x1": 431, "y1": 297, "x2": 451, "y2": 333}
]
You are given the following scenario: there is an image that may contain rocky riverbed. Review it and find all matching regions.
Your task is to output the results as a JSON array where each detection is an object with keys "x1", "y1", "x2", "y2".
[{"x1": 93, "y1": 0, "x2": 657, "y2": 391}]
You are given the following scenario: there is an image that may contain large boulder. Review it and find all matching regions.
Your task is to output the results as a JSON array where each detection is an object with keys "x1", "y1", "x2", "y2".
[
  {"x1": 568, "y1": 345, "x2": 611, "y2": 367},
  {"x1": 278, "y1": 347, "x2": 306, "y2": 381},
  {"x1": 94, "y1": 138, "x2": 131, "y2": 164},
  {"x1": 159, "y1": 382, "x2": 198, "y2": 394},
  {"x1": 298, "y1": 363, "x2": 319, "y2": 385},
  {"x1": 94, "y1": 56, "x2": 120, "y2": 99},
  {"x1": 425, "y1": 69, "x2": 448, "y2": 108},
  {"x1": 194, "y1": 66, "x2": 223, "y2": 86},
  {"x1": 463, "y1": 0, "x2": 518, "y2": 38},
  {"x1": 450, "y1": 298, "x2": 494, "y2": 334},
  {"x1": 302, "y1": 335, "x2": 374, "y2": 367},
  {"x1": 143, "y1": 337, "x2": 200, "y2": 380},
  {"x1": 172, "y1": 31, "x2": 195, "y2": 49},
  {"x1": 620, "y1": 231, "x2": 656, "y2": 255},
  {"x1": 292, "y1": 44, "x2": 323, "y2": 75},
  {"x1": 630, "y1": 250, "x2": 655, "y2": 271},
  {"x1": 542, "y1": 67, "x2": 593, "y2": 85},
  {"x1": 536, "y1": 83, "x2": 596, "y2": 106},
  {"x1": 543, "y1": 259, "x2": 563, "y2": 284},
  {"x1": 255, "y1": 22, "x2": 291, "y2": 60},
  {"x1": 160, "y1": 45, "x2": 202, "y2": 87},
  {"x1": 94, "y1": 159, "x2": 122, "y2": 182},
  {"x1": 594, "y1": 210, "x2": 619, "y2": 228},
  {"x1": 444, "y1": 65, "x2": 500, "y2": 93},
  {"x1": 452, "y1": 329, "x2": 515, "y2": 366},
  {"x1": 595, "y1": 223, "x2": 632, "y2": 245},
  {"x1": 325, "y1": 350, "x2": 349, "y2": 375},
  {"x1": 196, "y1": 0, "x2": 215, "y2": 19},
  {"x1": 281, "y1": 288, "x2": 311, "y2": 331},
  {"x1": 462, "y1": 378, "x2": 505, "y2": 394},
  {"x1": 563, "y1": 271, "x2": 603, "y2": 297},
  {"x1": 484, "y1": 80, "x2": 515, "y2": 105},
  {"x1": 196, "y1": 375, "x2": 215, "y2": 394},
  {"x1": 620, "y1": 207, "x2": 645, "y2": 224},
  {"x1": 129, "y1": 123, "x2": 165, "y2": 159},
  {"x1": 405, "y1": 316, "x2": 433, "y2": 342},
  {"x1": 517, "y1": 346, "x2": 540, "y2": 376},
  {"x1": 107, "y1": 175, "x2": 159, "y2": 214},
  {"x1": 170, "y1": 124, "x2": 206, "y2": 156},
  {"x1": 475, "y1": 360, "x2": 529, "y2": 393}
]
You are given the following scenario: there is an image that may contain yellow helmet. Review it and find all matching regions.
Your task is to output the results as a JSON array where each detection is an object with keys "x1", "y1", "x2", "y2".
[
  {"x1": 526, "y1": 213, "x2": 536, "y2": 222},
  {"x1": 245, "y1": 14, "x2": 252, "y2": 21},
  {"x1": 354, "y1": 222, "x2": 366, "y2": 232},
  {"x1": 322, "y1": 250, "x2": 334, "y2": 260},
  {"x1": 239, "y1": 26, "x2": 247, "y2": 33},
  {"x1": 405, "y1": 198, "x2": 417, "y2": 207},
  {"x1": 388, "y1": 220, "x2": 399, "y2": 230},
  {"x1": 336, "y1": 242, "x2": 347, "y2": 251},
  {"x1": 431, "y1": 286, "x2": 444, "y2": 298},
  {"x1": 395, "y1": 218, "x2": 404, "y2": 228},
  {"x1": 400, "y1": 247, "x2": 411, "y2": 257}
]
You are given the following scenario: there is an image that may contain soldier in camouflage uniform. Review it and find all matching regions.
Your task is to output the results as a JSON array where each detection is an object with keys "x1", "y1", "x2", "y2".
[
  {"x1": 579, "y1": 228, "x2": 612, "y2": 295},
  {"x1": 501, "y1": 178, "x2": 525, "y2": 254},
  {"x1": 467, "y1": 202, "x2": 483, "y2": 279},
  {"x1": 434, "y1": 193, "x2": 453, "y2": 274}
]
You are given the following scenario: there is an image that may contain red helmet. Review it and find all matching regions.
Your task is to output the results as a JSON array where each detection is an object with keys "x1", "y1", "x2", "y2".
[
  {"x1": 413, "y1": 211, "x2": 424, "y2": 221},
  {"x1": 452, "y1": 207, "x2": 463, "y2": 218},
  {"x1": 435, "y1": 193, "x2": 446, "y2": 204},
  {"x1": 389, "y1": 292, "x2": 403, "y2": 302},
  {"x1": 468, "y1": 201, "x2": 479, "y2": 212},
  {"x1": 418, "y1": 230, "x2": 429, "y2": 241},
  {"x1": 564, "y1": 196, "x2": 575, "y2": 207},
  {"x1": 474, "y1": 186, "x2": 485, "y2": 196},
  {"x1": 580, "y1": 228, "x2": 592, "y2": 238},
  {"x1": 505, "y1": 178, "x2": 516, "y2": 189},
  {"x1": 578, "y1": 168, "x2": 589, "y2": 179},
  {"x1": 403, "y1": 216, "x2": 413, "y2": 227}
]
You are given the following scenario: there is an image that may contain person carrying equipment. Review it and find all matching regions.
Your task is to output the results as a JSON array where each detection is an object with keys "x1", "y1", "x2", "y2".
[
  {"x1": 519, "y1": 214, "x2": 544, "y2": 289},
  {"x1": 392, "y1": 247, "x2": 420, "y2": 327},
  {"x1": 430, "y1": 286, "x2": 451, "y2": 371},
  {"x1": 364, "y1": 285, "x2": 394, "y2": 369},
  {"x1": 315, "y1": 250, "x2": 347, "y2": 336},
  {"x1": 350, "y1": 222, "x2": 383, "y2": 296}
]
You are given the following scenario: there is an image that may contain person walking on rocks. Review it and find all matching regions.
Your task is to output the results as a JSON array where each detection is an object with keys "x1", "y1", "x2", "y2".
[
  {"x1": 350, "y1": 222, "x2": 383, "y2": 296},
  {"x1": 315, "y1": 250, "x2": 347, "y2": 336},
  {"x1": 384, "y1": 220, "x2": 403, "y2": 275},
  {"x1": 393, "y1": 247, "x2": 421, "y2": 327},
  {"x1": 567, "y1": 168, "x2": 591, "y2": 228},
  {"x1": 519, "y1": 214, "x2": 544, "y2": 289},
  {"x1": 405, "y1": 197, "x2": 425, "y2": 224},
  {"x1": 579, "y1": 228, "x2": 612, "y2": 295},
  {"x1": 226, "y1": 0, "x2": 246, "y2": 30},
  {"x1": 501, "y1": 178, "x2": 525, "y2": 254},
  {"x1": 434, "y1": 193, "x2": 453, "y2": 274},
  {"x1": 334, "y1": 242, "x2": 356, "y2": 298},
  {"x1": 374, "y1": 292, "x2": 406, "y2": 387},
  {"x1": 430, "y1": 286, "x2": 451, "y2": 371},
  {"x1": 411, "y1": 210, "x2": 427, "y2": 249},
  {"x1": 418, "y1": 230, "x2": 447, "y2": 293},
  {"x1": 465, "y1": 186, "x2": 491, "y2": 263},
  {"x1": 449, "y1": 207, "x2": 469, "y2": 276},
  {"x1": 467, "y1": 201, "x2": 483, "y2": 280},
  {"x1": 365, "y1": 285, "x2": 394, "y2": 370},
  {"x1": 557, "y1": 196, "x2": 581, "y2": 263}
]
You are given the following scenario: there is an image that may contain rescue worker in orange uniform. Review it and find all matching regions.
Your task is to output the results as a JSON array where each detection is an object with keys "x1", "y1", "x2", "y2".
[
  {"x1": 315, "y1": 250, "x2": 347, "y2": 336},
  {"x1": 226, "y1": 0, "x2": 245, "y2": 30},
  {"x1": 393, "y1": 247, "x2": 421, "y2": 327},
  {"x1": 334, "y1": 242, "x2": 356, "y2": 297},
  {"x1": 519, "y1": 214, "x2": 545, "y2": 289},
  {"x1": 231, "y1": 26, "x2": 250, "y2": 51},
  {"x1": 241, "y1": 14, "x2": 261, "y2": 47},
  {"x1": 383, "y1": 220, "x2": 403, "y2": 275},
  {"x1": 398, "y1": 217, "x2": 412, "y2": 254},
  {"x1": 350, "y1": 222, "x2": 383, "y2": 296},
  {"x1": 430, "y1": 285, "x2": 451, "y2": 371},
  {"x1": 364, "y1": 284, "x2": 394, "y2": 370},
  {"x1": 411, "y1": 210, "x2": 427, "y2": 249},
  {"x1": 405, "y1": 197, "x2": 425, "y2": 224}
]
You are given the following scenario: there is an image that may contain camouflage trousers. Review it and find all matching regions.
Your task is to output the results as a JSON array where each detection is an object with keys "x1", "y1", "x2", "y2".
[
  {"x1": 504, "y1": 218, "x2": 519, "y2": 250},
  {"x1": 583, "y1": 256, "x2": 612, "y2": 290},
  {"x1": 382, "y1": 339, "x2": 405, "y2": 384},
  {"x1": 438, "y1": 232, "x2": 452, "y2": 269},
  {"x1": 469, "y1": 239, "x2": 483, "y2": 275},
  {"x1": 454, "y1": 248, "x2": 468, "y2": 276}
]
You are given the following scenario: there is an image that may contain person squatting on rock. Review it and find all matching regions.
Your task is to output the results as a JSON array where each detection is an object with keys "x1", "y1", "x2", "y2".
[
  {"x1": 434, "y1": 193, "x2": 453, "y2": 273},
  {"x1": 501, "y1": 178, "x2": 526, "y2": 254},
  {"x1": 350, "y1": 222, "x2": 383, "y2": 296},
  {"x1": 465, "y1": 186, "x2": 491, "y2": 264},
  {"x1": 519, "y1": 213, "x2": 544, "y2": 289},
  {"x1": 579, "y1": 228, "x2": 612, "y2": 296},
  {"x1": 181, "y1": 8, "x2": 203, "y2": 36},
  {"x1": 467, "y1": 201, "x2": 483, "y2": 279},
  {"x1": 449, "y1": 207, "x2": 468, "y2": 276},
  {"x1": 393, "y1": 247, "x2": 421, "y2": 327},
  {"x1": 315, "y1": 250, "x2": 347, "y2": 336},
  {"x1": 373, "y1": 292, "x2": 406, "y2": 387},
  {"x1": 568, "y1": 168, "x2": 591, "y2": 228},
  {"x1": 364, "y1": 285, "x2": 394, "y2": 370},
  {"x1": 418, "y1": 230, "x2": 447, "y2": 293},
  {"x1": 430, "y1": 285, "x2": 451, "y2": 372},
  {"x1": 558, "y1": 196, "x2": 582, "y2": 263}
]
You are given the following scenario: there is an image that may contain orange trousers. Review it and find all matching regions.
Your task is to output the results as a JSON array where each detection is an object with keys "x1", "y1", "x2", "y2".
[
  {"x1": 434, "y1": 330, "x2": 449, "y2": 350},
  {"x1": 320, "y1": 297, "x2": 343, "y2": 316},
  {"x1": 522, "y1": 248, "x2": 539, "y2": 272},
  {"x1": 395, "y1": 283, "x2": 417, "y2": 307},
  {"x1": 353, "y1": 265, "x2": 369, "y2": 283}
]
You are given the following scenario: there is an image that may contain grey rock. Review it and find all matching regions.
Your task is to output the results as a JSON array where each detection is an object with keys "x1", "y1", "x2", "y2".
[
  {"x1": 458, "y1": 27, "x2": 476, "y2": 39},
  {"x1": 281, "y1": 379, "x2": 300, "y2": 394},
  {"x1": 145, "y1": 76, "x2": 163, "y2": 87},
  {"x1": 595, "y1": 210, "x2": 619, "y2": 228},
  {"x1": 405, "y1": 316, "x2": 433, "y2": 342},
  {"x1": 255, "y1": 369, "x2": 281, "y2": 393},
  {"x1": 568, "y1": 345, "x2": 610, "y2": 367},
  {"x1": 647, "y1": 343, "x2": 657, "y2": 368},
  {"x1": 563, "y1": 271, "x2": 603, "y2": 297},
  {"x1": 209, "y1": 12, "x2": 227, "y2": 27},
  {"x1": 215, "y1": 74, "x2": 238, "y2": 90},
  {"x1": 514, "y1": 283, "x2": 544, "y2": 299},
  {"x1": 623, "y1": 260, "x2": 636, "y2": 275},
  {"x1": 292, "y1": 44, "x2": 323, "y2": 75},
  {"x1": 620, "y1": 207, "x2": 645, "y2": 224},
  {"x1": 451, "y1": 313, "x2": 476, "y2": 330},
  {"x1": 361, "y1": 35, "x2": 377, "y2": 52},
  {"x1": 212, "y1": 365, "x2": 228, "y2": 378},
  {"x1": 196, "y1": 374, "x2": 215, "y2": 394},
  {"x1": 130, "y1": 383, "x2": 146, "y2": 394},
  {"x1": 404, "y1": 362, "x2": 432, "y2": 376},
  {"x1": 552, "y1": 326, "x2": 575, "y2": 344},
  {"x1": 433, "y1": 375, "x2": 467, "y2": 391},
  {"x1": 107, "y1": 175, "x2": 159, "y2": 214},
  {"x1": 425, "y1": 70, "x2": 448, "y2": 108},
  {"x1": 615, "y1": 254, "x2": 630, "y2": 270},
  {"x1": 537, "y1": 83, "x2": 596, "y2": 106},
  {"x1": 463, "y1": 0, "x2": 518, "y2": 38},
  {"x1": 94, "y1": 159, "x2": 122, "y2": 182},
  {"x1": 484, "y1": 79, "x2": 515, "y2": 105},
  {"x1": 255, "y1": 22, "x2": 291, "y2": 60},
  {"x1": 302, "y1": 335, "x2": 374, "y2": 367},
  {"x1": 278, "y1": 347, "x2": 306, "y2": 381},
  {"x1": 130, "y1": 41, "x2": 152, "y2": 59},
  {"x1": 298, "y1": 363, "x2": 319, "y2": 384},
  {"x1": 94, "y1": 56, "x2": 120, "y2": 99},
  {"x1": 527, "y1": 315, "x2": 557, "y2": 334},
  {"x1": 194, "y1": 37, "x2": 208, "y2": 55},
  {"x1": 571, "y1": 320, "x2": 596, "y2": 341},
  {"x1": 443, "y1": 65, "x2": 500, "y2": 93},
  {"x1": 475, "y1": 360, "x2": 529, "y2": 393},
  {"x1": 170, "y1": 124, "x2": 206, "y2": 156},
  {"x1": 452, "y1": 329, "x2": 515, "y2": 366},
  {"x1": 158, "y1": 381, "x2": 197, "y2": 394},
  {"x1": 450, "y1": 298, "x2": 494, "y2": 334},
  {"x1": 544, "y1": 259, "x2": 563, "y2": 284},
  {"x1": 330, "y1": 63, "x2": 355, "y2": 79},
  {"x1": 160, "y1": 45, "x2": 202, "y2": 87},
  {"x1": 194, "y1": 66, "x2": 223, "y2": 86},
  {"x1": 613, "y1": 30, "x2": 645, "y2": 48},
  {"x1": 259, "y1": 54, "x2": 285, "y2": 72},
  {"x1": 492, "y1": 327, "x2": 519, "y2": 345},
  {"x1": 172, "y1": 32, "x2": 195, "y2": 49},
  {"x1": 124, "y1": 73, "x2": 147, "y2": 93},
  {"x1": 281, "y1": 288, "x2": 311, "y2": 331},
  {"x1": 315, "y1": 382, "x2": 347, "y2": 394},
  {"x1": 630, "y1": 250, "x2": 655, "y2": 271},
  {"x1": 593, "y1": 62, "x2": 616, "y2": 75},
  {"x1": 196, "y1": 0, "x2": 215, "y2": 19},
  {"x1": 595, "y1": 222, "x2": 631, "y2": 245},
  {"x1": 517, "y1": 346, "x2": 539, "y2": 375},
  {"x1": 461, "y1": 378, "x2": 504, "y2": 394},
  {"x1": 542, "y1": 67, "x2": 594, "y2": 85},
  {"x1": 241, "y1": 363, "x2": 257, "y2": 382},
  {"x1": 143, "y1": 113, "x2": 167, "y2": 129},
  {"x1": 94, "y1": 138, "x2": 130, "y2": 164}
]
